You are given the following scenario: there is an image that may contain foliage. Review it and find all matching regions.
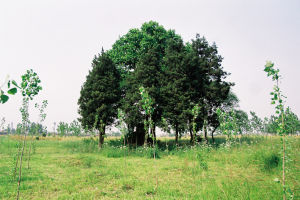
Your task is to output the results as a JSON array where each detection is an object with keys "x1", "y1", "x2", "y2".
[
  {"x1": 0, "y1": 76, "x2": 18, "y2": 104},
  {"x1": 264, "y1": 108, "x2": 300, "y2": 135},
  {"x1": 106, "y1": 21, "x2": 232, "y2": 144},
  {"x1": 139, "y1": 86, "x2": 154, "y2": 143},
  {"x1": 69, "y1": 120, "x2": 82, "y2": 136},
  {"x1": 234, "y1": 109, "x2": 251, "y2": 134},
  {"x1": 250, "y1": 111, "x2": 264, "y2": 133},
  {"x1": 191, "y1": 104, "x2": 201, "y2": 144},
  {"x1": 160, "y1": 36, "x2": 189, "y2": 142},
  {"x1": 264, "y1": 61, "x2": 291, "y2": 199},
  {"x1": 16, "y1": 69, "x2": 42, "y2": 200},
  {"x1": 284, "y1": 107, "x2": 300, "y2": 134},
  {"x1": 78, "y1": 49, "x2": 121, "y2": 147},
  {"x1": 116, "y1": 109, "x2": 128, "y2": 137},
  {"x1": 57, "y1": 122, "x2": 69, "y2": 136},
  {"x1": 216, "y1": 108, "x2": 239, "y2": 143}
]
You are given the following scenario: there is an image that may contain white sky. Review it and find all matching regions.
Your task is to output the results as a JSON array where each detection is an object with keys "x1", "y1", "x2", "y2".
[{"x1": 1, "y1": 0, "x2": 300, "y2": 131}]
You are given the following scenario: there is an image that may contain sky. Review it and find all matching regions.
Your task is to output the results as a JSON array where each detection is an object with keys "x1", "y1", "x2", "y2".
[{"x1": 1, "y1": 0, "x2": 300, "y2": 131}]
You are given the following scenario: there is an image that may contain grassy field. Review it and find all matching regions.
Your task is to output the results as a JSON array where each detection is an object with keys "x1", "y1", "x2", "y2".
[{"x1": 0, "y1": 135, "x2": 299, "y2": 199}]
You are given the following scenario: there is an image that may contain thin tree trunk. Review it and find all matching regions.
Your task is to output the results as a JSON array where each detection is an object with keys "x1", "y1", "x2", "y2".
[
  {"x1": 144, "y1": 117, "x2": 149, "y2": 147},
  {"x1": 17, "y1": 133, "x2": 27, "y2": 200},
  {"x1": 280, "y1": 105, "x2": 286, "y2": 200},
  {"x1": 203, "y1": 121, "x2": 208, "y2": 144},
  {"x1": 28, "y1": 127, "x2": 36, "y2": 169},
  {"x1": 189, "y1": 120, "x2": 194, "y2": 144},
  {"x1": 27, "y1": 137, "x2": 32, "y2": 169},
  {"x1": 152, "y1": 125, "x2": 156, "y2": 142},
  {"x1": 190, "y1": 128, "x2": 194, "y2": 144},
  {"x1": 14, "y1": 142, "x2": 22, "y2": 179},
  {"x1": 135, "y1": 129, "x2": 137, "y2": 150},
  {"x1": 98, "y1": 126, "x2": 105, "y2": 148},
  {"x1": 211, "y1": 127, "x2": 217, "y2": 144},
  {"x1": 175, "y1": 123, "x2": 179, "y2": 144}
]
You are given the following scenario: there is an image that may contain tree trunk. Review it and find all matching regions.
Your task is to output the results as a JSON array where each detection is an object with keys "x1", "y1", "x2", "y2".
[
  {"x1": 203, "y1": 121, "x2": 208, "y2": 144},
  {"x1": 211, "y1": 127, "x2": 217, "y2": 144},
  {"x1": 144, "y1": 117, "x2": 149, "y2": 147},
  {"x1": 189, "y1": 124, "x2": 194, "y2": 144},
  {"x1": 136, "y1": 123, "x2": 145, "y2": 146},
  {"x1": 151, "y1": 124, "x2": 156, "y2": 142},
  {"x1": 98, "y1": 126, "x2": 105, "y2": 148},
  {"x1": 175, "y1": 123, "x2": 179, "y2": 144}
]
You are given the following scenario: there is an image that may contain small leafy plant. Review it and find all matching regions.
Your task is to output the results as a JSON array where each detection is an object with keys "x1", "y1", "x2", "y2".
[
  {"x1": 191, "y1": 104, "x2": 201, "y2": 145},
  {"x1": 216, "y1": 108, "x2": 239, "y2": 145},
  {"x1": 264, "y1": 61, "x2": 293, "y2": 200},
  {"x1": 17, "y1": 69, "x2": 42, "y2": 200},
  {"x1": 139, "y1": 86, "x2": 158, "y2": 190}
]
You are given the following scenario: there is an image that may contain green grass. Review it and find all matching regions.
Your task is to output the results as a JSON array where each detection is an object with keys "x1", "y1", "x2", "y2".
[{"x1": 0, "y1": 135, "x2": 299, "y2": 199}]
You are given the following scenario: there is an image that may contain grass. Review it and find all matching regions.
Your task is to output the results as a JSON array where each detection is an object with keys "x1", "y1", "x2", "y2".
[{"x1": 0, "y1": 135, "x2": 299, "y2": 199}]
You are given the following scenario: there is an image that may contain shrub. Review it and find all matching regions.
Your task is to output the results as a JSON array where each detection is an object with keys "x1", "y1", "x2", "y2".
[
  {"x1": 263, "y1": 153, "x2": 280, "y2": 171},
  {"x1": 147, "y1": 148, "x2": 160, "y2": 159}
]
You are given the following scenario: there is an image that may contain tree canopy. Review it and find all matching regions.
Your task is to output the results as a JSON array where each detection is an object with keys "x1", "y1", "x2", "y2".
[
  {"x1": 78, "y1": 50, "x2": 121, "y2": 147},
  {"x1": 79, "y1": 21, "x2": 233, "y2": 145}
]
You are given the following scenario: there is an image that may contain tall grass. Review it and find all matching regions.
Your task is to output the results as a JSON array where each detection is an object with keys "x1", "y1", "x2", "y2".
[{"x1": 0, "y1": 135, "x2": 299, "y2": 199}]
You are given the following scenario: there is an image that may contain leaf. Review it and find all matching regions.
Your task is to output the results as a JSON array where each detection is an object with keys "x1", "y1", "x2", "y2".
[
  {"x1": 12, "y1": 80, "x2": 20, "y2": 88},
  {"x1": 7, "y1": 80, "x2": 11, "y2": 88},
  {"x1": 1, "y1": 94, "x2": 9, "y2": 103},
  {"x1": 7, "y1": 88, "x2": 17, "y2": 95}
]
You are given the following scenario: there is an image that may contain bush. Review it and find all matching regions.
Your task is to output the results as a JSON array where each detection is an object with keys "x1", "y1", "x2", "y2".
[
  {"x1": 263, "y1": 153, "x2": 280, "y2": 171},
  {"x1": 147, "y1": 148, "x2": 160, "y2": 159},
  {"x1": 253, "y1": 149, "x2": 281, "y2": 172}
]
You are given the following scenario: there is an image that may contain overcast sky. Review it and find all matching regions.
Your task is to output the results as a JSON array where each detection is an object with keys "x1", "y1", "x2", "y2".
[{"x1": 1, "y1": 0, "x2": 300, "y2": 131}]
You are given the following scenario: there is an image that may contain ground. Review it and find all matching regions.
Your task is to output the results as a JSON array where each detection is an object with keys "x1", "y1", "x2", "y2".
[{"x1": 0, "y1": 135, "x2": 299, "y2": 199}]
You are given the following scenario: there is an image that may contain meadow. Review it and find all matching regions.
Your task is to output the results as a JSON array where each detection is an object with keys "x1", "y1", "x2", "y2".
[{"x1": 0, "y1": 135, "x2": 299, "y2": 199}]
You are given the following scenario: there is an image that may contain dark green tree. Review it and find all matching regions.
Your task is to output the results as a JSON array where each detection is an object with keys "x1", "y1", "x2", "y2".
[
  {"x1": 161, "y1": 37, "x2": 190, "y2": 143},
  {"x1": 108, "y1": 21, "x2": 181, "y2": 145},
  {"x1": 78, "y1": 50, "x2": 121, "y2": 147},
  {"x1": 135, "y1": 47, "x2": 163, "y2": 142},
  {"x1": 106, "y1": 22, "x2": 232, "y2": 145},
  {"x1": 185, "y1": 34, "x2": 232, "y2": 143}
]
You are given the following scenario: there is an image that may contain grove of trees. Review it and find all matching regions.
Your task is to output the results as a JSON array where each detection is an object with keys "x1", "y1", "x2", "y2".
[
  {"x1": 78, "y1": 21, "x2": 232, "y2": 147},
  {"x1": 78, "y1": 21, "x2": 300, "y2": 147}
]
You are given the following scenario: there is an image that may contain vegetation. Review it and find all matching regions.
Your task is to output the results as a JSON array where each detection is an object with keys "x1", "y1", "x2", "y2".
[
  {"x1": 1, "y1": 21, "x2": 300, "y2": 199},
  {"x1": 78, "y1": 21, "x2": 232, "y2": 145},
  {"x1": 0, "y1": 76, "x2": 18, "y2": 104},
  {"x1": 0, "y1": 136, "x2": 299, "y2": 199},
  {"x1": 78, "y1": 49, "x2": 121, "y2": 147}
]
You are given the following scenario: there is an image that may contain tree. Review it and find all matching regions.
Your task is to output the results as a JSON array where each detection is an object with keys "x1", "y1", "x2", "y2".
[
  {"x1": 250, "y1": 111, "x2": 264, "y2": 133},
  {"x1": 69, "y1": 120, "x2": 82, "y2": 136},
  {"x1": 284, "y1": 107, "x2": 300, "y2": 134},
  {"x1": 57, "y1": 122, "x2": 69, "y2": 136},
  {"x1": 185, "y1": 34, "x2": 232, "y2": 143},
  {"x1": 264, "y1": 107, "x2": 300, "y2": 135},
  {"x1": 135, "y1": 47, "x2": 163, "y2": 142},
  {"x1": 78, "y1": 50, "x2": 121, "y2": 147},
  {"x1": 106, "y1": 21, "x2": 232, "y2": 145},
  {"x1": 161, "y1": 37, "x2": 189, "y2": 144},
  {"x1": 108, "y1": 21, "x2": 181, "y2": 145},
  {"x1": 235, "y1": 109, "x2": 251, "y2": 134}
]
